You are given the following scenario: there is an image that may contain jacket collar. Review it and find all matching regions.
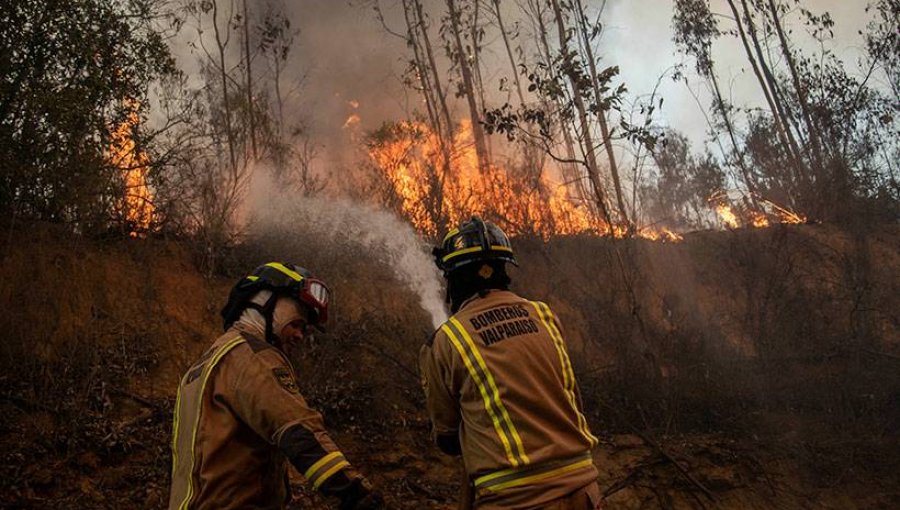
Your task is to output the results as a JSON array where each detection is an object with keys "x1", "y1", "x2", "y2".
[{"x1": 457, "y1": 289, "x2": 514, "y2": 313}]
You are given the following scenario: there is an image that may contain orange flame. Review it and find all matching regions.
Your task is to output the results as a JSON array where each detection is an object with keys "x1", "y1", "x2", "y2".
[
  {"x1": 109, "y1": 101, "x2": 153, "y2": 236},
  {"x1": 637, "y1": 227, "x2": 684, "y2": 242},
  {"x1": 710, "y1": 192, "x2": 806, "y2": 230},
  {"x1": 761, "y1": 199, "x2": 806, "y2": 224},
  {"x1": 367, "y1": 119, "x2": 690, "y2": 242},
  {"x1": 714, "y1": 202, "x2": 741, "y2": 229},
  {"x1": 749, "y1": 210, "x2": 770, "y2": 228},
  {"x1": 367, "y1": 120, "x2": 602, "y2": 239}
]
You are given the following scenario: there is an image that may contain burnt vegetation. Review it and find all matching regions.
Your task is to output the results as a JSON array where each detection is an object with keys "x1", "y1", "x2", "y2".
[{"x1": 1, "y1": 0, "x2": 899, "y2": 509}]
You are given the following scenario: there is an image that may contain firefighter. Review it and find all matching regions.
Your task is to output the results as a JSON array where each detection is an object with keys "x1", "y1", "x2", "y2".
[
  {"x1": 169, "y1": 262, "x2": 384, "y2": 510},
  {"x1": 421, "y1": 218, "x2": 603, "y2": 510}
]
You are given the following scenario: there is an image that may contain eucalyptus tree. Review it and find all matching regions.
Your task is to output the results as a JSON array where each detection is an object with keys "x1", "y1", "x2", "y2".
[{"x1": 673, "y1": 0, "x2": 757, "y2": 199}]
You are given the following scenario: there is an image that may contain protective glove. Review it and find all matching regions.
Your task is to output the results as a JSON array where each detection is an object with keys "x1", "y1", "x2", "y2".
[
  {"x1": 345, "y1": 490, "x2": 385, "y2": 510},
  {"x1": 338, "y1": 479, "x2": 385, "y2": 510}
]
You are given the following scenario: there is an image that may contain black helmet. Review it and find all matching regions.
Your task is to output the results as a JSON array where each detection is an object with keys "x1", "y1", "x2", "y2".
[
  {"x1": 433, "y1": 217, "x2": 517, "y2": 273},
  {"x1": 221, "y1": 262, "x2": 331, "y2": 342}
]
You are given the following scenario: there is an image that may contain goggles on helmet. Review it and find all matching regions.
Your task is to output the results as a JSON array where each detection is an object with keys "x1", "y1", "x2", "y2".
[
  {"x1": 295, "y1": 277, "x2": 330, "y2": 327},
  {"x1": 222, "y1": 262, "x2": 331, "y2": 334}
]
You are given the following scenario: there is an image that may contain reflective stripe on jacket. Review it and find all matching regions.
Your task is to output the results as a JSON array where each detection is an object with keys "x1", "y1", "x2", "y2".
[
  {"x1": 420, "y1": 290, "x2": 599, "y2": 508},
  {"x1": 169, "y1": 329, "x2": 362, "y2": 510}
]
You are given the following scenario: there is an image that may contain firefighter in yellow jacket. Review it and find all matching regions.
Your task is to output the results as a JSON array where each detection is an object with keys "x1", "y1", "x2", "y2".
[
  {"x1": 169, "y1": 262, "x2": 384, "y2": 510},
  {"x1": 421, "y1": 218, "x2": 603, "y2": 510}
]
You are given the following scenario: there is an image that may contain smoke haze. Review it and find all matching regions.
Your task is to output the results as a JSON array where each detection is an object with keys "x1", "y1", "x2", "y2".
[
  {"x1": 228, "y1": 0, "x2": 872, "y2": 161},
  {"x1": 166, "y1": 0, "x2": 874, "y2": 183}
]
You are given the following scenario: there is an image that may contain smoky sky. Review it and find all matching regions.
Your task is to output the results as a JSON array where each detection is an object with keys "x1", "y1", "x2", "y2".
[
  {"x1": 603, "y1": 0, "x2": 872, "y2": 146},
  {"x1": 171, "y1": 0, "x2": 874, "y2": 171}
]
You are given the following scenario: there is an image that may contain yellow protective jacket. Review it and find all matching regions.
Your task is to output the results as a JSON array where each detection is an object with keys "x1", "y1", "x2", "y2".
[
  {"x1": 169, "y1": 329, "x2": 369, "y2": 510},
  {"x1": 420, "y1": 290, "x2": 599, "y2": 509}
]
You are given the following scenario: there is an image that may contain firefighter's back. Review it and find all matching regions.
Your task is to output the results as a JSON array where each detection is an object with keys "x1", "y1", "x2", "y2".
[{"x1": 440, "y1": 290, "x2": 599, "y2": 509}]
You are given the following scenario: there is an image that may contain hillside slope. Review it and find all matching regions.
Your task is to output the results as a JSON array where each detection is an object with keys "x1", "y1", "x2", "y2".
[{"x1": 1, "y1": 222, "x2": 897, "y2": 509}]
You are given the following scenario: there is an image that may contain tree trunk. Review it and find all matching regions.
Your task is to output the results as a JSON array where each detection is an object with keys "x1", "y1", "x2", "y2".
[
  {"x1": 767, "y1": 0, "x2": 826, "y2": 166},
  {"x1": 533, "y1": 0, "x2": 591, "y2": 208},
  {"x1": 212, "y1": 0, "x2": 237, "y2": 175},
  {"x1": 445, "y1": 0, "x2": 490, "y2": 173},
  {"x1": 469, "y1": 0, "x2": 488, "y2": 116},
  {"x1": 549, "y1": 0, "x2": 611, "y2": 225},
  {"x1": 572, "y1": 0, "x2": 629, "y2": 227},
  {"x1": 709, "y1": 70, "x2": 758, "y2": 198},
  {"x1": 735, "y1": 0, "x2": 809, "y2": 184},
  {"x1": 491, "y1": 0, "x2": 526, "y2": 106},
  {"x1": 469, "y1": 0, "x2": 493, "y2": 158},
  {"x1": 403, "y1": 0, "x2": 441, "y2": 136},
  {"x1": 403, "y1": 0, "x2": 451, "y2": 231},
  {"x1": 724, "y1": 0, "x2": 805, "y2": 187},
  {"x1": 242, "y1": 0, "x2": 257, "y2": 160},
  {"x1": 413, "y1": 0, "x2": 454, "y2": 139},
  {"x1": 273, "y1": 51, "x2": 284, "y2": 144}
]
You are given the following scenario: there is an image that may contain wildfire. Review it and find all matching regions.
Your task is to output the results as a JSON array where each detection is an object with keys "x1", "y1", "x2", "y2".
[
  {"x1": 366, "y1": 118, "x2": 691, "y2": 242},
  {"x1": 366, "y1": 116, "x2": 810, "y2": 242},
  {"x1": 714, "y1": 202, "x2": 741, "y2": 229},
  {"x1": 109, "y1": 101, "x2": 153, "y2": 236},
  {"x1": 749, "y1": 210, "x2": 770, "y2": 228},
  {"x1": 367, "y1": 119, "x2": 601, "y2": 238},
  {"x1": 710, "y1": 191, "x2": 806, "y2": 230},
  {"x1": 637, "y1": 227, "x2": 684, "y2": 242}
]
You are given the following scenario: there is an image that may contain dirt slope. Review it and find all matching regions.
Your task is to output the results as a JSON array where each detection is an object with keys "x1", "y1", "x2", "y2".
[{"x1": 1, "y1": 221, "x2": 897, "y2": 509}]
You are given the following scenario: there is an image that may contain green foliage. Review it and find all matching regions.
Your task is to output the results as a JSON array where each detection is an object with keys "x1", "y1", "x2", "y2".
[
  {"x1": 865, "y1": 0, "x2": 899, "y2": 97},
  {"x1": 669, "y1": 0, "x2": 898, "y2": 222},
  {"x1": 484, "y1": 58, "x2": 656, "y2": 153},
  {"x1": 672, "y1": 0, "x2": 719, "y2": 77},
  {"x1": 0, "y1": 0, "x2": 177, "y2": 230},
  {"x1": 642, "y1": 130, "x2": 725, "y2": 229}
]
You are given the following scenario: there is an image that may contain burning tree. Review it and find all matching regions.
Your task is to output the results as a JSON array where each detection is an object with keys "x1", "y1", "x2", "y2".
[
  {"x1": 480, "y1": 0, "x2": 664, "y2": 233},
  {"x1": 376, "y1": 0, "x2": 667, "y2": 239},
  {"x1": 0, "y1": 0, "x2": 176, "y2": 232},
  {"x1": 365, "y1": 119, "x2": 597, "y2": 239},
  {"x1": 108, "y1": 102, "x2": 155, "y2": 236}
]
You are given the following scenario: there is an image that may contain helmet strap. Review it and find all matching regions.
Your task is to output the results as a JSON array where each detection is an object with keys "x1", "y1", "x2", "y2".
[
  {"x1": 447, "y1": 270, "x2": 478, "y2": 313},
  {"x1": 243, "y1": 294, "x2": 279, "y2": 345},
  {"x1": 261, "y1": 294, "x2": 279, "y2": 345}
]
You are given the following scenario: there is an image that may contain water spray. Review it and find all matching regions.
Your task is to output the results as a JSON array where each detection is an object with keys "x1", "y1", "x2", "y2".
[{"x1": 248, "y1": 179, "x2": 448, "y2": 330}]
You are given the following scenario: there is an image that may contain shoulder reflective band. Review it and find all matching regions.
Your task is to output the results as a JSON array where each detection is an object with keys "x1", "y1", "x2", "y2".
[
  {"x1": 474, "y1": 452, "x2": 594, "y2": 492},
  {"x1": 442, "y1": 244, "x2": 514, "y2": 264},
  {"x1": 530, "y1": 301, "x2": 598, "y2": 447},
  {"x1": 171, "y1": 336, "x2": 246, "y2": 510},
  {"x1": 441, "y1": 318, "x2": 529, "y2": 467},
  {"x1": 304, "y1": 451, "x2": 350, "y2": 490}
]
